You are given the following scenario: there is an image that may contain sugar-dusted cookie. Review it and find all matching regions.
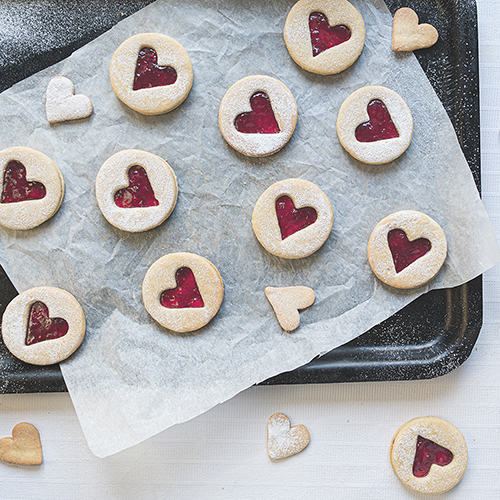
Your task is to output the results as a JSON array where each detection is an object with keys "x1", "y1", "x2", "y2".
[
  {"x1": 2, "y1": 287, "x2": 85, "y2": 366},
  {"x1": 252, "y1": 178, "x2": 333, "y2": 259},
  {"x1": 110, "y1": 33, "x2": 193, "y2": 115},
  {"x1": 45, "y1": 76, "x2": 93, "y2": 123},
  {"x1": 265, "y1": 286, "x2": 315, "y2": 331},
  {"x1": 267, "y1": 413, "x2": 310, "y2": 460},
  {"x1": 95, "y1": 149, "x2": 178, "y2": 233},
  {"x1": 143, "y1": 252, "x2": 224, "y2": 333},
  {"x1": 390, "y1": 416, "x2": 468, "y2": 494},
  {"x1": 284, "y1": 0, "x2": 365, "y2": 75},
  {"x1": 337, "y1": 86, "x2": 413, "y2": 165},
  {"x1": 219, "y1": 75, "x2": 298, "y2": 157},
  {"x1": 0, "y1": 147, "x2": 65, "y2": 230},
  {"x1": 392, "y1": 8, "x2": 439, "y2": 52},
  {"x1": 0, "y1": 423, "x2": 43, "y2": 465},
  {"x1": 367, "y1": 210, "x2": 447, "y2": 289}
]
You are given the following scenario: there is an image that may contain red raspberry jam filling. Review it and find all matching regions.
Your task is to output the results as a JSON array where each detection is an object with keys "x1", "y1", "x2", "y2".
[
  {"x1": 275, "y1": 195, "x2": 318, "y2": 240},
  {"x1": 388, "y1": 229, "x2": 431, "y2": 273},
  {"x1": 160, "y1": 267, "x2": 205, "y2": 309},
  {"x1": 309, "y1": 12, "x2": 351, "y2": 57},
  {"x1": 133, "y1": 47, "x2": 177, "y2": 91},
  {"x1": 355, "y1": 100, "x2": 399, "y2": 143},
  {"x1": 1, "y1": 160, "x2": 46, "y2": 204},
  {"x1": 114, "y1": 166, "x2": 159, "y2": 208},
  {"x1": 234, "y1": 92, "x2": 280, "y2": 134},
  {"x1": 413, "y1": 435, "x2": 454, "y2": 478},
  {"x1": 25, "y1": 301, "x2": 69, "y2": 346}
]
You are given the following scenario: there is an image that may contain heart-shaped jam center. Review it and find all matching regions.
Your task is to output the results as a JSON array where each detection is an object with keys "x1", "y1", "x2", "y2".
[
  {"x1": 309, "y1": 12, "x2": 352, "y2": 57},
  {"x1": 388, "y1": 229, "x2": 431, "y2": 273},
  {"x1": 355, "y1": 100, "x2": 399, "y2": 142},
  {"x1": 133, "y1": 47, "x2": 177, "y2": 91},
  {"x1": 1, "y1": 160, "x2": 46, "y2": 204},
  {"x1": 413, "y1": 435, "x2": 454, "y2": 478},
  {"x1": 25, "y1": 301, "x2": 69, "y2": 346},
  {"x1": 276, "y1": 195, "x2": 318, "y2": 240},
  {"x1": 114, "y1": 166, "x2": 159, "y2": 208},
  {"x1": 234, "y1": 92, "x2": 280, "y2": 134},
  {"x1": 160, "y1": 267, "x2": 205, "y2": 309}
]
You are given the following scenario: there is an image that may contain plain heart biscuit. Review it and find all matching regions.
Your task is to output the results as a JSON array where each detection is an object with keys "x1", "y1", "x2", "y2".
[
  {"x1": 267, "y1": 413, "x2": 310, "y2": 460},
  {"x1": 0, "y1": 423, "x2": 43, "y2": 465},
  {"x1": 265, "y1": 286, "x2": 315, "y2": 332},
  {"x1": 46, "y1": 76, "x2": 93, "y2": 123},
  {"x1": 392, "y1": 8, "x2": 439, "y2": 52}
]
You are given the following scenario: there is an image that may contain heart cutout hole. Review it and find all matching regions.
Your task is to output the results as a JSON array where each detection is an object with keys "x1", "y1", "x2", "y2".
[
  {"x1": 309, "y1": 12, "x2": 352, "y2": 57},
  {"x1": 25, "y1": 301, "x2": 69, "y2": 346},
  {"x1": 355, "y1": 99, "x2": 399, "y2": 142},
  {"x1": 413, "y1": 435, "x2": 454, "y2": 477},
  {"x1": 276, "y1": 195, "x2": 318, "y2": 240},
  {"x1": 133, "y1": 47, "x2": 177, "y2": 91},
  {"x1": 114, "y1": 166, "x2": 159, "y2": 208},
  {"x1": 388, "y1": 228, "x2": 431, "y2": 273},
  {"x1": 234, "y1": 92, "x2": 280, "y2": 134},
  {"x1": 1, "y1": 161, "x2": 46, "y2": 204},
  {"x1": 160, "y1": 267, "x2": 205, "y2": 309}
]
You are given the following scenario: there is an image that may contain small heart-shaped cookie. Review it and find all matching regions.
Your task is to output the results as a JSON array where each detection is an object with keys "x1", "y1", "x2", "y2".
[
  {"x1": 0, "y1": 423, "x2": 43, "y2": 465},
  {"x1": 267, "y1": 413, "x2": 310, "y2": 460},
  {"x1": 46, "y1": 76, "x2": 93, "y2": 123},
  {"x1": 265, "y1": 286, "x2": 315, "y2": 332},
  {"x1": 392, "y1": 8, "x2": 438, "y2": 52}
]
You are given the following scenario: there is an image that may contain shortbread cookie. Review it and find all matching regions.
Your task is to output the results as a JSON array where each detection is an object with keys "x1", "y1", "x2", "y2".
[
  {"x1": 267, "y1": 413, "x2": 310, "y2": 460},
  {"x1": 143, "y1": 252, "x2": 224, "y2": 333},
  {"x1": 392, "y1": 8, "x2": 439, "y2": 52},
  {"x1": 284, "y1": 0, "x2": 365, "y2": 75},
  {"x1": 45, "y1": 76, "x2": 93, "y2": 123},
  {"x1": 367, "y1": 210, "x2": 447, "y2": 289},
  {"x1": 2, "y1": 287, "x2": 85, "y2": 365},
  {"x1": 337, "y1": 86, "x2": 413, "y2": 164},
  {"x1": 252, "y1": 178, "x2": 333, "y2": 259},
  {"x1": 110, "y1": 33, "x2": 193, "y2": 115},
  {"x1": 219, "y1": 75, "x2": 298, "y2": 157},
  {"x1": 96, "y1": 149, "x2": 178, "y2": 232},
  {"x1": 390, "y1": 416, "x2": 468, "y2": 494},
  {"x1": 0, "y1": 423, "x2": 43, "y2": 465},
  {"x1": 0, "y1": 147, "x2": 65, "y2": 230},
  {"x1": 265, "y1": 286, "x2": 315, "y2": 331}
]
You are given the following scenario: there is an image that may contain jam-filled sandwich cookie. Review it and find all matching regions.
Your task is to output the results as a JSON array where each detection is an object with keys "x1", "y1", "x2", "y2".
[
  {"x1": 392, "y1": 8, "x2": 439, "y2": 52},
  {"x1": 0, "y1": 423, "x2": 43, "y2": 465},
  {"x1": 46, "y1": 76, "x2": 93, "y2": 123},
  {"x1": 0, "y1": 147, "x2": 65, "y2": 230},
  {"x1": 110, "y1": 33, "x2": 193, "y2": 115},
  {"x1": 337, "y1": 86, "x2": 413, "y2": 165},
  {"x1": 252, "y1": 178, "x2": 333, "y2": 259},
  {"x1": 95, "y1": 150, "x2": 177, "y2": 232},
  {"x1": 390, "y1": 416, "x2": 468, "y2": 494},
  {"x1": 219, "y1": 76, "x2": 298, "y2": 157},
  {"x1": 284, "y1": 0, "x2": 365, "y2": 75},
  {"x1": 265, "y1": 286, "x2": 315, "y2": 332},
  {"x1": 143, "y1": 252, "x2": 224, "y2": 333},
  {"x1": 2, "y1": 287, "x2": 85, "y2": 366},
  {"x1": 367, "y1": 210, "x2": 447, "y2": 289}
]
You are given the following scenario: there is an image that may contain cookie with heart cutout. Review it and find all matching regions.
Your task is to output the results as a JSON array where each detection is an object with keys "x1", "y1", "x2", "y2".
[
  {"x1": 284, "y1": 0, "x2": 365, "y2": 75},
  {"x1": 267, "y1": 413, "x2": 310, "y2": 460},
  {"x1": 142, "y1": 252, "x2": 224, "y2": 333},
  {"x1": 45, "y1": 76, "x2": 93, "y2": 123},
  {"x1": 218, "y1": 75, "x2": 298, "y2": 157},
  {"x1": 367, "y1": 210, "x2": 447, "y2": 289},
  {"x1": 392, "y1": 8, "x2": 439, "y2": 52},
  {"x1": 110, "y1": 33, "x2": 193, "y2": 115},
  {"x1": 2, "y1": 287, "x2": 86, "y2": 366},
  {"x1": 390, "y1": 416, "x2": 468, "y2": 495},
  {"x1": 0, "y1": 423, "x2": 43, "y2": 465},
  {"x1": 252, "y1": 178, "x2": 333, "y2": 259},
  {"x1": 265, "y1": 286, "x2": 315, "y2": 332},
  {"x1": 0, "y1": 147, "x2": 65, "y2": 230},
  {"x1": 95, "y1": 149, "x2": 178, "y2": 233},
  {"x1": 336, "y1": 86, "x2": 413, "y2": 165}
]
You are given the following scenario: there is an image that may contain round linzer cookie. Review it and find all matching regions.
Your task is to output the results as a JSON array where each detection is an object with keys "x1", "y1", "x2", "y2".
[
  {"x1": 110, "y1": 33, "x2": 193, "y2": 115},
  {"x1": 95, "y1": 149, "x2": 178, "y2": 233},
  {"x1": 2, "y1": 287, "x2": 86, "y2": 366},
  {"x1": 143, "y1": 252, "x2": 224, "y2": 333},
  {"x1": 390, "y1": 416, "x2": 468, "y2": 494},
  {"x1": 0, "y1": 147, "x2": 65, "y2": 230},
  {"x1": 252, "y1": 178, "x2": 333, "y2": 259},
  {"x1": 284, "y1": 0, "x2": 365, "y2": 75},
  {"x1": 218, "y1": 75, "x2": 298, "y2": 157},
  {"x1": 367, "y1": 210, "x2": 447, "y2": 289},
  {"x1": 337, "y1": 86, "x2": 413, "y2": 164}
]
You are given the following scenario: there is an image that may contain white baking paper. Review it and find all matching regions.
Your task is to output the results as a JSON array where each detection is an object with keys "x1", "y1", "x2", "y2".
[{"x1": 0, "y1": 0, "x2": 498, "y2": 457}]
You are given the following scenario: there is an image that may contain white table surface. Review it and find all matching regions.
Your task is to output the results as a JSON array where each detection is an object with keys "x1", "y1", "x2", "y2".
[{"x1": 1, "y1": 1, "x2": 500, "y2": 498}]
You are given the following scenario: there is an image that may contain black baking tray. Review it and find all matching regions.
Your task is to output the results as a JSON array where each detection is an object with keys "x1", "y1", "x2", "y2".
[{"x1": 0, "y1": 0, "x2": 481, "y2": 392}]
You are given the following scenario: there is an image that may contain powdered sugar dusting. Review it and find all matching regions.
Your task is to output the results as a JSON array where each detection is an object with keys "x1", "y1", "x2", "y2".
[{"x1": 267, "y1": 412, "x2": 310, "y2": 460}]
